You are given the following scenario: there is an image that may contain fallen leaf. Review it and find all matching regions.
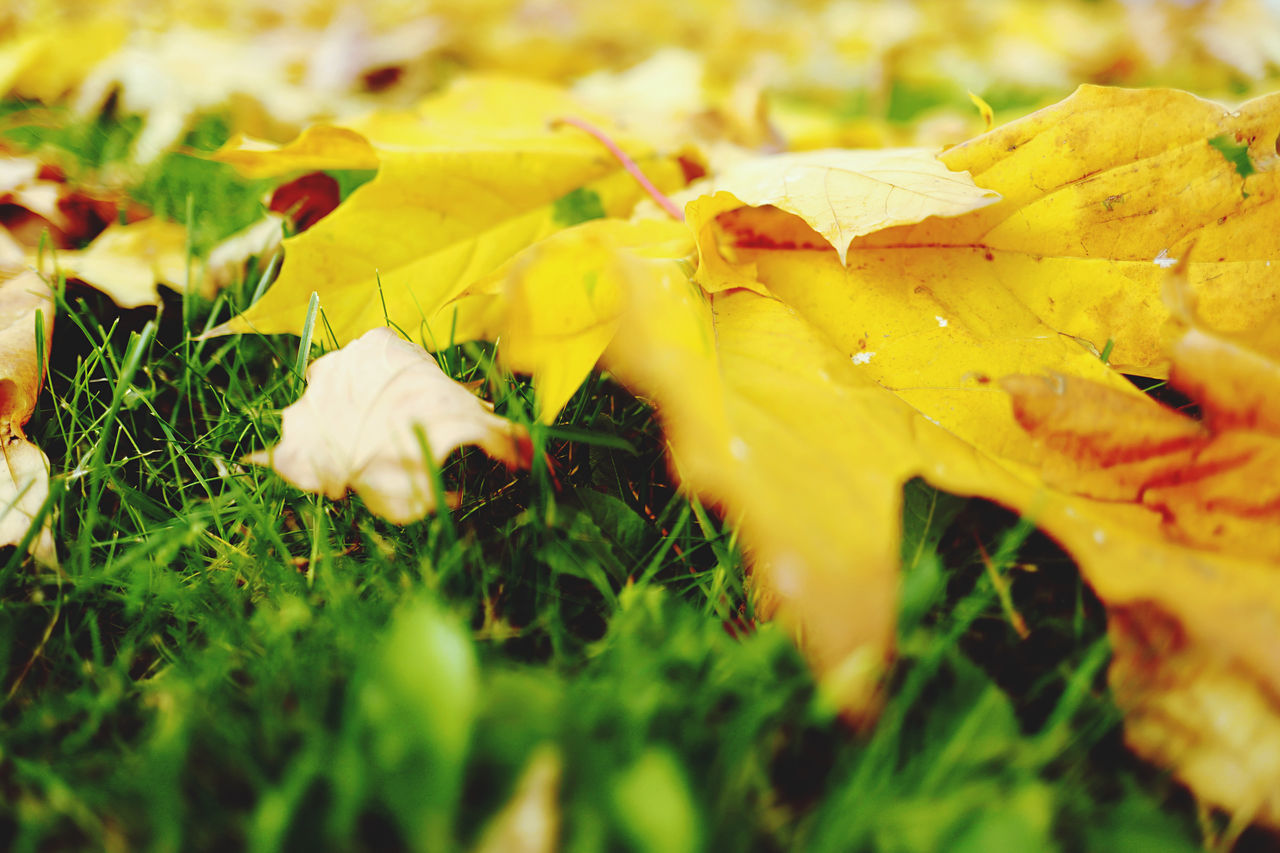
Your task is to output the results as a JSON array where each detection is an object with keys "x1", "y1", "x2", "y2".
[
  {"x1": 47, "y1": 218, "x2": 192, "y2": 308},
  {"x1": 458, "y1": 84, "x2": 1280, "y2": 831},
  {"x1": 245, "y1": 327, "x2": 530, "y2": 524},
  {"x1": 666, "y1": 85, "x2": 1280, "y2": 825},
  {"x1": 0, "y1": 19, "x2": 125, "y2": 102},
  {"x1": 203, "y1": 213, "x2": 286, "y2": 292},
  {"x1": 72, "y1": 17, "x2": 439, "y2": 162},
  {"x1": 690, "y1": 147, "x2": 1001, "y2": 265},
  {"x1": 0, "y1": 269, "x2": 55, "y2": 565},
  {"x1": 471, "y1": 746, "x2": 562, "y2": 853},
  {"x1": 209, "y1": 75, "x2": 637, "y2": 177},
  {"x1": 267, "y1": 171, "x2": 342, "y2": 232},
  {"x1": 208, "y1": 77, "x2": 688, "y2": 345},
  {"x1": 440, "y1": 218, "x2": 695, "y2": 423},
  {"x1": 211, "y1": 125, "x2": 380, "y2": 179},
  {"x1": 0, "y1": 146, "x2": 146, "y2": 252},
  {"x1": 999, "y1": 273, "x2": 1280, "y2": 824},
  {"x1": 572, "y1": 48, "x2": 776, "y2": 155}
]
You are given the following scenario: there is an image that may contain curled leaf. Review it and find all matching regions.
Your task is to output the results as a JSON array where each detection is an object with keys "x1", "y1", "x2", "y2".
[
  {"x1": 245, "y1": 328, "x2": 530, "y2": 523},
  {"x1": 693, "y1": 147, "x2": 1001, "y2": 264},
  {"x1": 0, "y1": 270, "x2": 55, "y2": 564}
]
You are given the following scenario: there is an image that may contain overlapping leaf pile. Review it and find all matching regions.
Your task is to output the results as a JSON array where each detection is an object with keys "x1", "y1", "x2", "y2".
[
  {"x1": 6, "y1": 0, "x2": 1280, "y2": 837},
  {"x1": 212, "y1": 78, "x2": 1280, "y2": 829}
]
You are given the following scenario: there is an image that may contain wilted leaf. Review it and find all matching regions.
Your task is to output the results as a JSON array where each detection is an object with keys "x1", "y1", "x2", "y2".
[
  {"x1": 209, "y1": 77, "x2": 688, "y2": 345},
  {"x1": 0, "y1": 270, "x2": 55, "y2": 565},
  {"x1": 245, "y1": 327, "x2": 530, "y2": 523}
]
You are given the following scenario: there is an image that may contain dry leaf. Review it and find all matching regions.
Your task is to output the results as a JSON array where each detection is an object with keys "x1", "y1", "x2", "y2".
[
  {"x1": 689, "y1": 147, "x2": 1001, "y2": 266},
  {"x1": 0, "y1": 270, "x2": 55, "y2": 565},
  {"x1": 471, "y1": 746, "x2": 562, "y2": 853},
  {"x1": 47, "y1": 218, "x2": 192, "y2": 308},
  {"x1": 245, "y1": 327, "x2": 530, "y2": 523},
  {"x1": 999, "y1": 274, "x2": 1280, "y2": 823},
  {"x1": 0, "y1": 147, "x2": 146, "y2": 253}
]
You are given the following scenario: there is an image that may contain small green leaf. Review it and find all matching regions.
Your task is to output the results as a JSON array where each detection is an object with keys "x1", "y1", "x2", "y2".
[
  {"x1": 1208, "y1": 133, "x2": 1258, "y2": 184},
  {"x1": 552, "y1": 187, "x2": 607, "y2": 226}
]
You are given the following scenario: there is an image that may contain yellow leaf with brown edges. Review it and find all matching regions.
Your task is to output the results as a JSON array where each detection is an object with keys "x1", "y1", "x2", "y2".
[
  {"x1": 999, "y1": 273, "x2": 1280, "y2": 825},
  {"x1": 469, "y1": 83, "x2": 1280, "y2": 829}
]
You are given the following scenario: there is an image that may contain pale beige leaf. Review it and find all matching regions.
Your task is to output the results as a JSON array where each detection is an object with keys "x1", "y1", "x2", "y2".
[
  {"x1": 246, "y1": 328, "x2": 529, "y2": 523},
  {"x1": 472, "y1": 746, "x2": 562, "y2": 853},
  {"x1": 698, "y1": 148, "x2": 1001, "y2": 263},
  {"x1": 0, "y1": 270, "x2": 55, "y2": 565},
  {"x1": 204, "y1": 213, "x2": 286, "y2": 292}
]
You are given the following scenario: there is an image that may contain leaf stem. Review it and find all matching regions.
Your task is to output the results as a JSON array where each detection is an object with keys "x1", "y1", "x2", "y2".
[{"x1": 553, "y1": 116, "x2": 684, "y2": 222}]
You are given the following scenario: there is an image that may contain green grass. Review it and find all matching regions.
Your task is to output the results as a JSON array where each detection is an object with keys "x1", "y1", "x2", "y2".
[{"x1": 0, "y1": 102, "x2": 1233, "y2": 853}]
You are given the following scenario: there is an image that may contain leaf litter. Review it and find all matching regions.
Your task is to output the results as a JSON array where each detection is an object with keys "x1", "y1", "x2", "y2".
[{"x1": 6, "y1": 2, "x2": 1280, "y2": 846}]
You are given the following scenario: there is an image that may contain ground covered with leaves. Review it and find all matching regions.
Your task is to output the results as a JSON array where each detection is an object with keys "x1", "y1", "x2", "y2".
[{"x1": 4, "y1": 2, "x2": 1280, "y2": 851}]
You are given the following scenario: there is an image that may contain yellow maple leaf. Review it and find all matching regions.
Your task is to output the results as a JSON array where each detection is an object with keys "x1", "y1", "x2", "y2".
[
  {"x1": 432, "y1": 84, "x2": 1280, "y2": 829},
  {"x1": 208, "y1": 77, "x2": 687, "y2": 346},
  {"x1": 245, "y1": 327, "x2": 530, "y2": 524},
  {"x1": 666, "y1": 84, "x2": 1280, "y2": 825},
  {"x1": 999, "y1": 274, "x2": 1280, "y2": 824},
  {"x1": 438, "y1": 218, "x2": 694, "y2": 423}
]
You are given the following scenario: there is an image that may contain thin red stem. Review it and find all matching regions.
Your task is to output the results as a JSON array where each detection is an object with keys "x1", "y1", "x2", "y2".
[{"x1": 553, "y1": 116, "x2": 684, "y2": 222}]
